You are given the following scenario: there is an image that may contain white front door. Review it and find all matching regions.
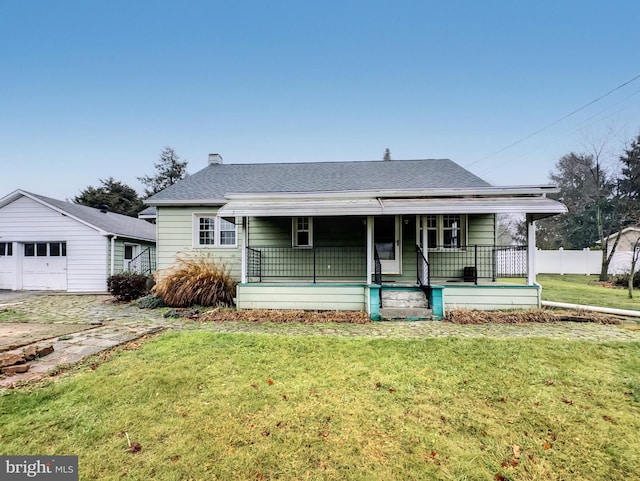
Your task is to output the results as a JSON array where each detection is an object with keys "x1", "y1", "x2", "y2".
[
  {"x1": 374, "y1": 216, "x2": 401, "y2": 274},
  {"x1": 123, "y1": 244, "x2": 140, "y2": 272}
]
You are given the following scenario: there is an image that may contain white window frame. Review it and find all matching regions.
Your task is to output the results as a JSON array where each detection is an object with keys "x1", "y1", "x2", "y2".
[
  {"x1": 425, "y1": 214, "x2": 467, "y2": 249},
  {"x1": 292, "y1": 217, "x2": 313, "y2": 248},
  {"x1": 193, "y1": 214, "x2": 238, "y2": 248}
]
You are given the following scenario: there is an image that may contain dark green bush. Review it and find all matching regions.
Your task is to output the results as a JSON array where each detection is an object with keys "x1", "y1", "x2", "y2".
[
  {"x1": 107, "y1": 272, "x2": 151, "y2": 301},
  {"x1": 613, "y1": 272, "x2": 640, "y2": 289},
  {"x1": 136, "y1": 294, "x2": 165, "y2": 309}
]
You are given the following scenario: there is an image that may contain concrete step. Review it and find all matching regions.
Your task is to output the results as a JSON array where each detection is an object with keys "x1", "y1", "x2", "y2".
[
  {"x1": 381, "y1": 289, "x2": 428, "y2": 309},
  {"x1": 379, "y1": 307, "x2": 433, "y2": 321}
]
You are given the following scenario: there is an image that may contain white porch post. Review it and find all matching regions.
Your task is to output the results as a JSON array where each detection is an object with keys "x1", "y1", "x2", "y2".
[
  {"x1": 241, "y1": 217, "x2": 247, "y2": 283},
  {"x1": 527, "y1": 214, "x2": 536, "y2": 285},
  {"x1": 366, "y1": 216, "x2": 373, "y2": 283}
]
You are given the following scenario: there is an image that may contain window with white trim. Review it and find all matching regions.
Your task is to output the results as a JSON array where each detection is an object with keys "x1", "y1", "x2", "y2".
[
  {"x1": 219, "y1": 218, "x2": 237, "y2": 245},
  {"x1": 425, "y1": 215, "x2": 466, "y2": 248},
  {"x1": 293, "y1": 217, "x2": 313, "y2": 247},
  {"x1": 0, "y1": 242, "x2": 12, "y2": 256},
  {"x1": 194, "y1": 215, "x2": 237, "y2": 247}
]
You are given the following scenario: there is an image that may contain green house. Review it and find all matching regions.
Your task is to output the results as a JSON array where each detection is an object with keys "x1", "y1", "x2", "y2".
[{"x1": 146, "y1": 155, "x2": 566, "y2": 320}]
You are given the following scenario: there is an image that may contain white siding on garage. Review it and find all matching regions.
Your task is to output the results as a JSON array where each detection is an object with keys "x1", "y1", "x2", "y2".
[{"x1": 0, "y1": 196, "x2": 109, "y2": 292}]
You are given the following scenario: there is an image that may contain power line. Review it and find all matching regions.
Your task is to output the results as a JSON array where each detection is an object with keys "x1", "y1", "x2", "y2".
[{"x1": 465, "y1": 72, "x2": 640, "y2": 169}]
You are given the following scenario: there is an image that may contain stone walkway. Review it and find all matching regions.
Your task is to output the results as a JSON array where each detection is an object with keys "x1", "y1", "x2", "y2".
[{"x1": 1, "y1": 292, "x2": 639, "y2": 388}]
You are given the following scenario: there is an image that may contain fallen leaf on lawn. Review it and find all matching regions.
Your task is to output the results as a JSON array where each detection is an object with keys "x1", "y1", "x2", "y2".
[
  {"x1": 543, "y1": 443, "x2": 552, "y2": 450},
  {"x1": 602, "y1": 415, "x2": 617, "y2": 424},
  {"x1": 562, "y1": 397, "x2": 573, "y2": 405},
  {"x1": 388, "y1": 387, "x2": 396, "y2": 393},
  {"x1": 170, "y1": 455, "x2": 180, "y2": 462},
  {"x1": 267, "y1": 379, "x2": 275, "y2": 385},
  {"x1": 512, "y1": 444, "x2": 521, "y2": 459}
]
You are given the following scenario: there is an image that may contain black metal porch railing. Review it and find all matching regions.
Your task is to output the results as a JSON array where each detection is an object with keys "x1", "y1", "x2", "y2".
[
  {"x1": 373, "y1": 247, "x2": 382, "y2": 285},
  {"x1": 127, "y1": 247, "x2": 157, "y2": 275},
  {"x1": 416, "y1": 244, "x2": 430, "y2": 287},
  {"x1": 246, "y1": 246, "x2": 367, "y2": 283},
  {"x1": 426, "y1": 245, "x2": 527, "y2": 284}
]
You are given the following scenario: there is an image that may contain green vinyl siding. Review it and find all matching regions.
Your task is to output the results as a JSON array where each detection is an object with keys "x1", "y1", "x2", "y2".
[
  {"x1": 156, "y1": 206, "x2": 242, "y2": 280},
  {"x1": 237, "y1": 284, "x2": 366, "y2": 310},
  {"x1": 467, "y1": 214, "x2": 496, "y2": 245},
  {"x1": 442, "y1": 284, "x2": 539, "y2": 310}
]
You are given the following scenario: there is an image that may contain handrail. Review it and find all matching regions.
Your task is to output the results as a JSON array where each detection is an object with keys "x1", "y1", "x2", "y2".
[
  {"x1": 373, "y1": 247, "x2": 382, "y2": 285},
  {"x1": 127, "y1": 247, "x2": 156, "y2": 275},
  {"x1": 416, "y1": 244, "x2": 430, "y2": 287}
]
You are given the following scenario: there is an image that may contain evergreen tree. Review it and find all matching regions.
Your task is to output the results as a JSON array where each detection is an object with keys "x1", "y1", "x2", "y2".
[
  {"x1": 75, "y1": 178, "x2": 144, "y2": 217},
  {"x1": 619, "y1": 130, "x2": 640, "y2": 214},
  {"x1": 383, "y1": 148, "x2": 391, "y2": 161},
  {"x1": 138, "y1": 146, "x2": 188, "y2": 197}
]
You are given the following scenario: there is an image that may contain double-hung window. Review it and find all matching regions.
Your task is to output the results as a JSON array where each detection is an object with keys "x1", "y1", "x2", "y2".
[
  {"x1": 425, "y1": 215, "x2": 466, "y2": 248},
  {"x1": 194, "y1": 215, "x2": 237, "y2": 247},
  {"x1": 292, "y1": 217, "x2": 313, "y2": 247}
]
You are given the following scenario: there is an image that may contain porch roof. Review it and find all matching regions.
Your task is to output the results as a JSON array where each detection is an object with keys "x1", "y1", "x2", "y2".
[{"x1": 218, "y1": 194, "x2": 566, "y2": 220}]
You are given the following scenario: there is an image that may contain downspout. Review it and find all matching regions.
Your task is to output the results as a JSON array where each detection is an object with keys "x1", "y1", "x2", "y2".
[
  {"x1": 110, "y1": 235, "x2": 118, "y2": 276},
  {"x1": 526, "y1": 214, "x2": 537, "y2": 285}
]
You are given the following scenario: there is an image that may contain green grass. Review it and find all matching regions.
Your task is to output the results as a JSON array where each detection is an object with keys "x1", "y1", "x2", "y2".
[
  {"x1": 1, "y1": 332, "x2": 639, "y2": 480},
  {"x1": 537, "y1": 274, "x2": 640, "y2": 311}
]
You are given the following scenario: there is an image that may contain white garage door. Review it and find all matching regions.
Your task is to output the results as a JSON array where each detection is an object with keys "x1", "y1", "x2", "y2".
[
  {"x1": 22, "y1": 242, "x2": 68, "y2": 291},
  {"x1": 0, "y1": 242, "x2": 15, "y2": 289}
]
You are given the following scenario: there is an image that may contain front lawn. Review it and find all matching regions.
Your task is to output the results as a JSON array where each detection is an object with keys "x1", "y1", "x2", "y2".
[
  {"x1": 537, "y1": 274, "x2": 640, "y2": 311},
  {"x1": 1, "y1": 332, "x2": 639, "y2": 480}
]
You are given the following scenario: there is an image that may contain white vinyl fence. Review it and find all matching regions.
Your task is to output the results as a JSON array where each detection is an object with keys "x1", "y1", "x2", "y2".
[{"x1": 535, "y1": 248, "x2": 633, "y2": 275}]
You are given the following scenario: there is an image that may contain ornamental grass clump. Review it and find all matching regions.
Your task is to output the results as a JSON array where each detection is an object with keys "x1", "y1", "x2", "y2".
[{"x1": 152, "y1": 254, "x2": 237, "y2": 308}]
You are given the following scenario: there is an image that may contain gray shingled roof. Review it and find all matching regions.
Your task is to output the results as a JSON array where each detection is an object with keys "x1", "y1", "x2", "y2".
[
  {"x1": 147, "y1": 159, "x2": 491, "y2": 202},
  {"x1": 28, "y1": 192, "x2": 156, "y2": 242}
]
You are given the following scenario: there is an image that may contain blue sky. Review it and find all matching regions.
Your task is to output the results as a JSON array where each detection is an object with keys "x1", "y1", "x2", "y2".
[{"x1": 1, "y1": 1, "x2": 639, "y2": 200}]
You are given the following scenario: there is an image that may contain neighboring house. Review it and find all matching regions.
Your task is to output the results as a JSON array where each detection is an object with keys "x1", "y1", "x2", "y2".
[
  {"x1": 0, "y1": 190, "x2": 156, "y2": 292},
  {"x1": 145, "y1": 155, "x2": 566, "y2": 320},
  {"x1": 603, "y1": 225, "x2": 640, "y2": 274}
]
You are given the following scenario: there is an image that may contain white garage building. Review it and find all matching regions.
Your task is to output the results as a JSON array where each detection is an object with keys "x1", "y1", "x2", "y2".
[{"x1": 0, "y1": 190, "x2": 156, "y2": 292}]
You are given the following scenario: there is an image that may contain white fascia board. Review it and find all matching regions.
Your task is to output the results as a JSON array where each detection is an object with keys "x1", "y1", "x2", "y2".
[
  {"x1": 144, "y1": 198, "x2": 227, "y2": 206},
  {"x1": 224, "y1": 185, "x2": 560, "y2": 200},
  {"x1": 219, "y1": 196, "x2": 567, "y2": 218}
]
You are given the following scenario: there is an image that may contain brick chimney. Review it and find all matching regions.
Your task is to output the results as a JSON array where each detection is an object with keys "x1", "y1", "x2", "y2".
[{"x1": 208, "y1": 153, "x2": 223, "y2": 165}]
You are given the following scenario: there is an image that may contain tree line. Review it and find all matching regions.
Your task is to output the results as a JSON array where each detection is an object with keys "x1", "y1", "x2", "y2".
[
  {"x1": 74, "y1": 146, "x2": 188, "y2": 217},
  {"x1": 516, "y1": 130, "x2": 640, "y2": 282}
]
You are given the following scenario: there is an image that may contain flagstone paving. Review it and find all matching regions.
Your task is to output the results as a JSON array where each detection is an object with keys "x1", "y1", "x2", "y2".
[{"x1": 1, "y1": 292, "x2": 639, "y2": 388}]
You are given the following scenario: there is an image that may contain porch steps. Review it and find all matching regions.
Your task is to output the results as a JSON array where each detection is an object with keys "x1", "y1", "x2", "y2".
[
  {"x1": 380, "y1": 288, "x2": 432, "y2": 321},
  {"x1": 381, "y1": 289, "x2": 428, "y2": 309},
  {"x1": 379, "y1": 307, "x2": 433, "y2": 321}
]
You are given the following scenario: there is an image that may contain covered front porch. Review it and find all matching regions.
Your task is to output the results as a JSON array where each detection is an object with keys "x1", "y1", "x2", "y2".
[
  {"x1": 233, "y1": 214, "x2": 540, "y2": 320},
  {"x1": 219, "y1": 188, "x2": 563, "y2": 320}
]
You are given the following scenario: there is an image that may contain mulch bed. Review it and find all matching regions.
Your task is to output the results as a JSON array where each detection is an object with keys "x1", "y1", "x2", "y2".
[
  {"x1": 196, "y1": 308, "x2": 371, "y2": 324},
  {"x1": 444, "y1": 308, "x2": 622, "y2": 325},
  {"x1": 164, "y1": 307, "x2": 624, "y2": 325}
]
